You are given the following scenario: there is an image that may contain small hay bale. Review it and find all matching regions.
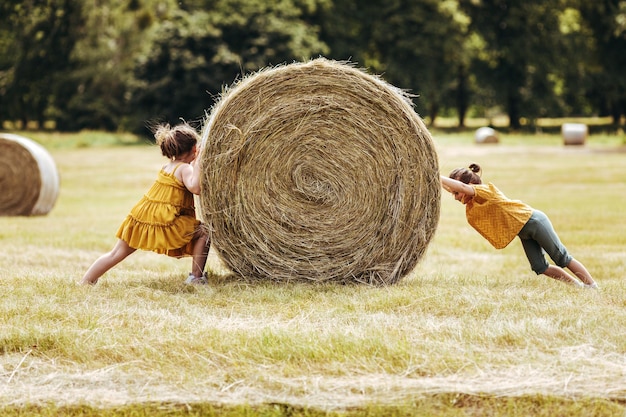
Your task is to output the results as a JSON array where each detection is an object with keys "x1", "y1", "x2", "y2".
[
  {"x1": 562, "y1": 123, "x2": 587, "y2": 146},
  {"x1": 199, "y1": 58, "x2": 440, "y2": 285},
  {"x1": 0, "y1": 133, "x2": 60, "y2": 216},
  {"x1": 475, "y1": 127, "x2": 499, "y2": 144}
]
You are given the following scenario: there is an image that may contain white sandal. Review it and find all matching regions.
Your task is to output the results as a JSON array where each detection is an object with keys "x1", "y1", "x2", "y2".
[{"x1": 185, "y1": 272, "x2": 208, "y2": 285}]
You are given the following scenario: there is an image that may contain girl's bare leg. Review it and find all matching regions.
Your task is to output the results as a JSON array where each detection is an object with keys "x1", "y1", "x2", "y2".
[
  {"x1": 542, "y1": 265, "x2": 584, "y2": 287},
  {"x1": 190, "y1": 231, "x2": 210, "y2": 279},
  {"x1": 81, "y1": 239, "x2": 136, "y2": 285},
  {"x1": 566, "y1": 258, "x2": 597, "y2": 286}
]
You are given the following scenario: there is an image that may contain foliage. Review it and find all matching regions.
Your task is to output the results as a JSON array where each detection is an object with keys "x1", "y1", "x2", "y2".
[
  {"x1": 129, "y1": 0, "x2": 329, "y2": 133},
  {"x1": 1, "y1": 0, "x2": 626, "y2": 130},
  {"x1": 0, "y1": 0, "x2": 83, "y2": 127},
  {"x1": 54, "y1": 0, "x2": 182, "y2": 132},
  {"x1": 129, "y1": 9, "x2": 223, "y2": 132},
  {"x1": 577, "y1": 0, "x2": 626, "y2": 124},
  {"x1": 458, "y1": 0, "x2": 569, "y2": 128},
  {"x1": 315, "y1": 0, "x2": 470, "y2": 124}
]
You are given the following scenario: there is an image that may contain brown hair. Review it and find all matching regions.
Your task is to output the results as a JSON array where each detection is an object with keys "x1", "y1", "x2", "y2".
[
  {"x1": 154, "y1": 123, "x2": 199, "y2": 159},
  {"x1": 449, "y1": 163, "x2": 482, "y2": 185}
]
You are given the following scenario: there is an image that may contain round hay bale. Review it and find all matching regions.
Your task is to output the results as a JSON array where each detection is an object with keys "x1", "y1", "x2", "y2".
[
  {"x1": 562, "y1": 123, "x2": 587, "y2": 146},
  {"x1": 0, "y1": 133, "x2": 60, "y2": 216},
  {"x1": 199, "y1": 58, "x2": 440, "y2": 285},
  {"x1": 475, "y1": 127, "x2": 499, "y2": 144}
]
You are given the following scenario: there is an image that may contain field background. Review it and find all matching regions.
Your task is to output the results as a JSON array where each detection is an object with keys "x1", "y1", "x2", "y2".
[{"x1": 1, "y1": 129, "x2": 625, "y2": 416}]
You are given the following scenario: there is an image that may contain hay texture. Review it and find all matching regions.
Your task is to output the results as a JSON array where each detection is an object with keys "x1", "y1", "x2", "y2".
[
  {"x1": 199, "y1": 58, "x2": 440, "y2": 285},
  {"x1": 0, "y1": 133, "x2": 60, "y2": 216}
]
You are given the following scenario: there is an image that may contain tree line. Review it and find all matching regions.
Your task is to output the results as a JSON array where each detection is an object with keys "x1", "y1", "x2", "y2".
[{"x1": 1, "y1": 0, "x2": 625, "y2": 134}]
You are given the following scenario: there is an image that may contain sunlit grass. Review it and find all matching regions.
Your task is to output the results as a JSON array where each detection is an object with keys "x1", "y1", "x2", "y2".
[{"x1": 0, "y1": 131, "x2": 625, "y2": 415}]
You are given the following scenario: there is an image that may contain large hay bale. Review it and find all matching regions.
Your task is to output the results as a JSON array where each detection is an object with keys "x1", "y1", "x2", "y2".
[
  {"x1": 199, "y1": 58, "x2": 440, "y2": 285},
  {"x1": 0, "y1": 133, "x2": 60, "y2": 216}
]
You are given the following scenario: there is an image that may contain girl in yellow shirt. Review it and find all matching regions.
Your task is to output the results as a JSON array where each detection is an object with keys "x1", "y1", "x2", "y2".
[
  {"x1": 81, "y1": 123, "x2": 210, "y2": 285},
  {"x1": 440, "y1": 163, "x2": 597, "y2": 289}
]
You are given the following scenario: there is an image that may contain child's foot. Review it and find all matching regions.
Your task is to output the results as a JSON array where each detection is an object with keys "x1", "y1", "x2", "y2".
[
  {"x1": 185, "y1": 272, "x2": 208, "y2": 285},
  {"x1": 584, "y1": 282, "x2": 599, "y2": 290}
]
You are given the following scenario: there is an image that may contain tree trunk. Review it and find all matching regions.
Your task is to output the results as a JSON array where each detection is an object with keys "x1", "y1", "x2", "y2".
[
  {"x1": 429, "y1": 101, "x2": 439, "y2": 128},
  {"x1": 610, "y1": 99, "x2": 623, "y2": 126},
  {"x1": 507, "y1": 91, "x2": 521, "y2": 130}
]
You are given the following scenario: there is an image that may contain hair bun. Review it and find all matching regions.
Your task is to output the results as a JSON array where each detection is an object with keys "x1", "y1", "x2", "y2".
[{"x1": 468, "y1": 163, "x2": 481, "y2": 174}]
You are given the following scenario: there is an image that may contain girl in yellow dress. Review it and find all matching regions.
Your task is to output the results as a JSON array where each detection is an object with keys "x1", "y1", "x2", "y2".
[
  {"x1": 440, "y1": 163, "x2": 597, "y2": 289},
  {"x1": 81, "y1": 123, "x2": 210, "y2": 285}
]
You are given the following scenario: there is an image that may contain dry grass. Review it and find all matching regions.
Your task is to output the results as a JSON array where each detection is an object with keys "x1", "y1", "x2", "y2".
[{"x1": 0, "y1": 132, "x2": 625, "y2": 415}]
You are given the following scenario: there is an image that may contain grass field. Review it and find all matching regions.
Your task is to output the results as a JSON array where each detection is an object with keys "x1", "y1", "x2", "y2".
[{"x1": 1, "y1": 129, "x2": 625, "y2": 416}]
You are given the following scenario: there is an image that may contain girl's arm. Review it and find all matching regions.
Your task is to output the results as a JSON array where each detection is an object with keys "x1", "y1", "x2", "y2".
[
  {"x1": 181, "y1": 158, "x2": 202, "y2": 195},
  {"x1": 440, "y1": 175, "x2": 476, "y2": 196}
]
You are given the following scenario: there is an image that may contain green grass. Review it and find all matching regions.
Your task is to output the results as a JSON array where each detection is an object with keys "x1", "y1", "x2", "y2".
[
  {"x1": 19, "y1": 130, "x2": 150, "y2": 149},
  {"x1": 1, "y1": 129, "x2": 625, "y2": 416}
]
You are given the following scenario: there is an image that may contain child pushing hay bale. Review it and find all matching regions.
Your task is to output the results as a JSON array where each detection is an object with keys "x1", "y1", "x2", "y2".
[
  {"x1": 199, "y1": 58, "x2": 440, "y2": 285},
  {"x1": 0, "y1": 133, "x2": 59, "y2": 216}
]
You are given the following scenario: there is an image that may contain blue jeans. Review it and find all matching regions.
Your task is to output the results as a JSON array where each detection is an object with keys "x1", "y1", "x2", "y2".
[{"x1": 517, "y1": 210, "x2": 572, "y2": 275}]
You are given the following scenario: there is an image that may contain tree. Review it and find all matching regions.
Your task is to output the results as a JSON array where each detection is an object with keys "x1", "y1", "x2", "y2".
[
  {"x1": 577, "y1": 0, "x2": 626, "y2": 125},
  {"x1": 208, "y1": 0, "x2": 329, "y2": 71},
  {"x1": 2, "y1": 0, "x2": 624, "y2": 131},
  {"x1": 0, "y1": 0, "x2": 82, "y2": 128},
  {"x1": 55, "y1": 0, "x2": 177, "y2": 131},
  {"x1": 130, "y1": 0, "x2": 329, "y2": 133},
  {"x1": 130, "y1": 10, "x2": 222, "y2": 131},
  {"x1": 459, "y1": 0, "x2": 568, "y2": 129},
  {"x1": 371, "y1": 0, "x2": 471, "y2": 126},
  {"x1": 314, "y1": 0, "x2": 470, "y2": 126}
]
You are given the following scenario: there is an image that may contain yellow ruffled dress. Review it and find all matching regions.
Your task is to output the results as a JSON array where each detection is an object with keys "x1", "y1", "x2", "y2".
[{"x1": 116, "y1": 163, "x2": 200, "y2": 258}]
